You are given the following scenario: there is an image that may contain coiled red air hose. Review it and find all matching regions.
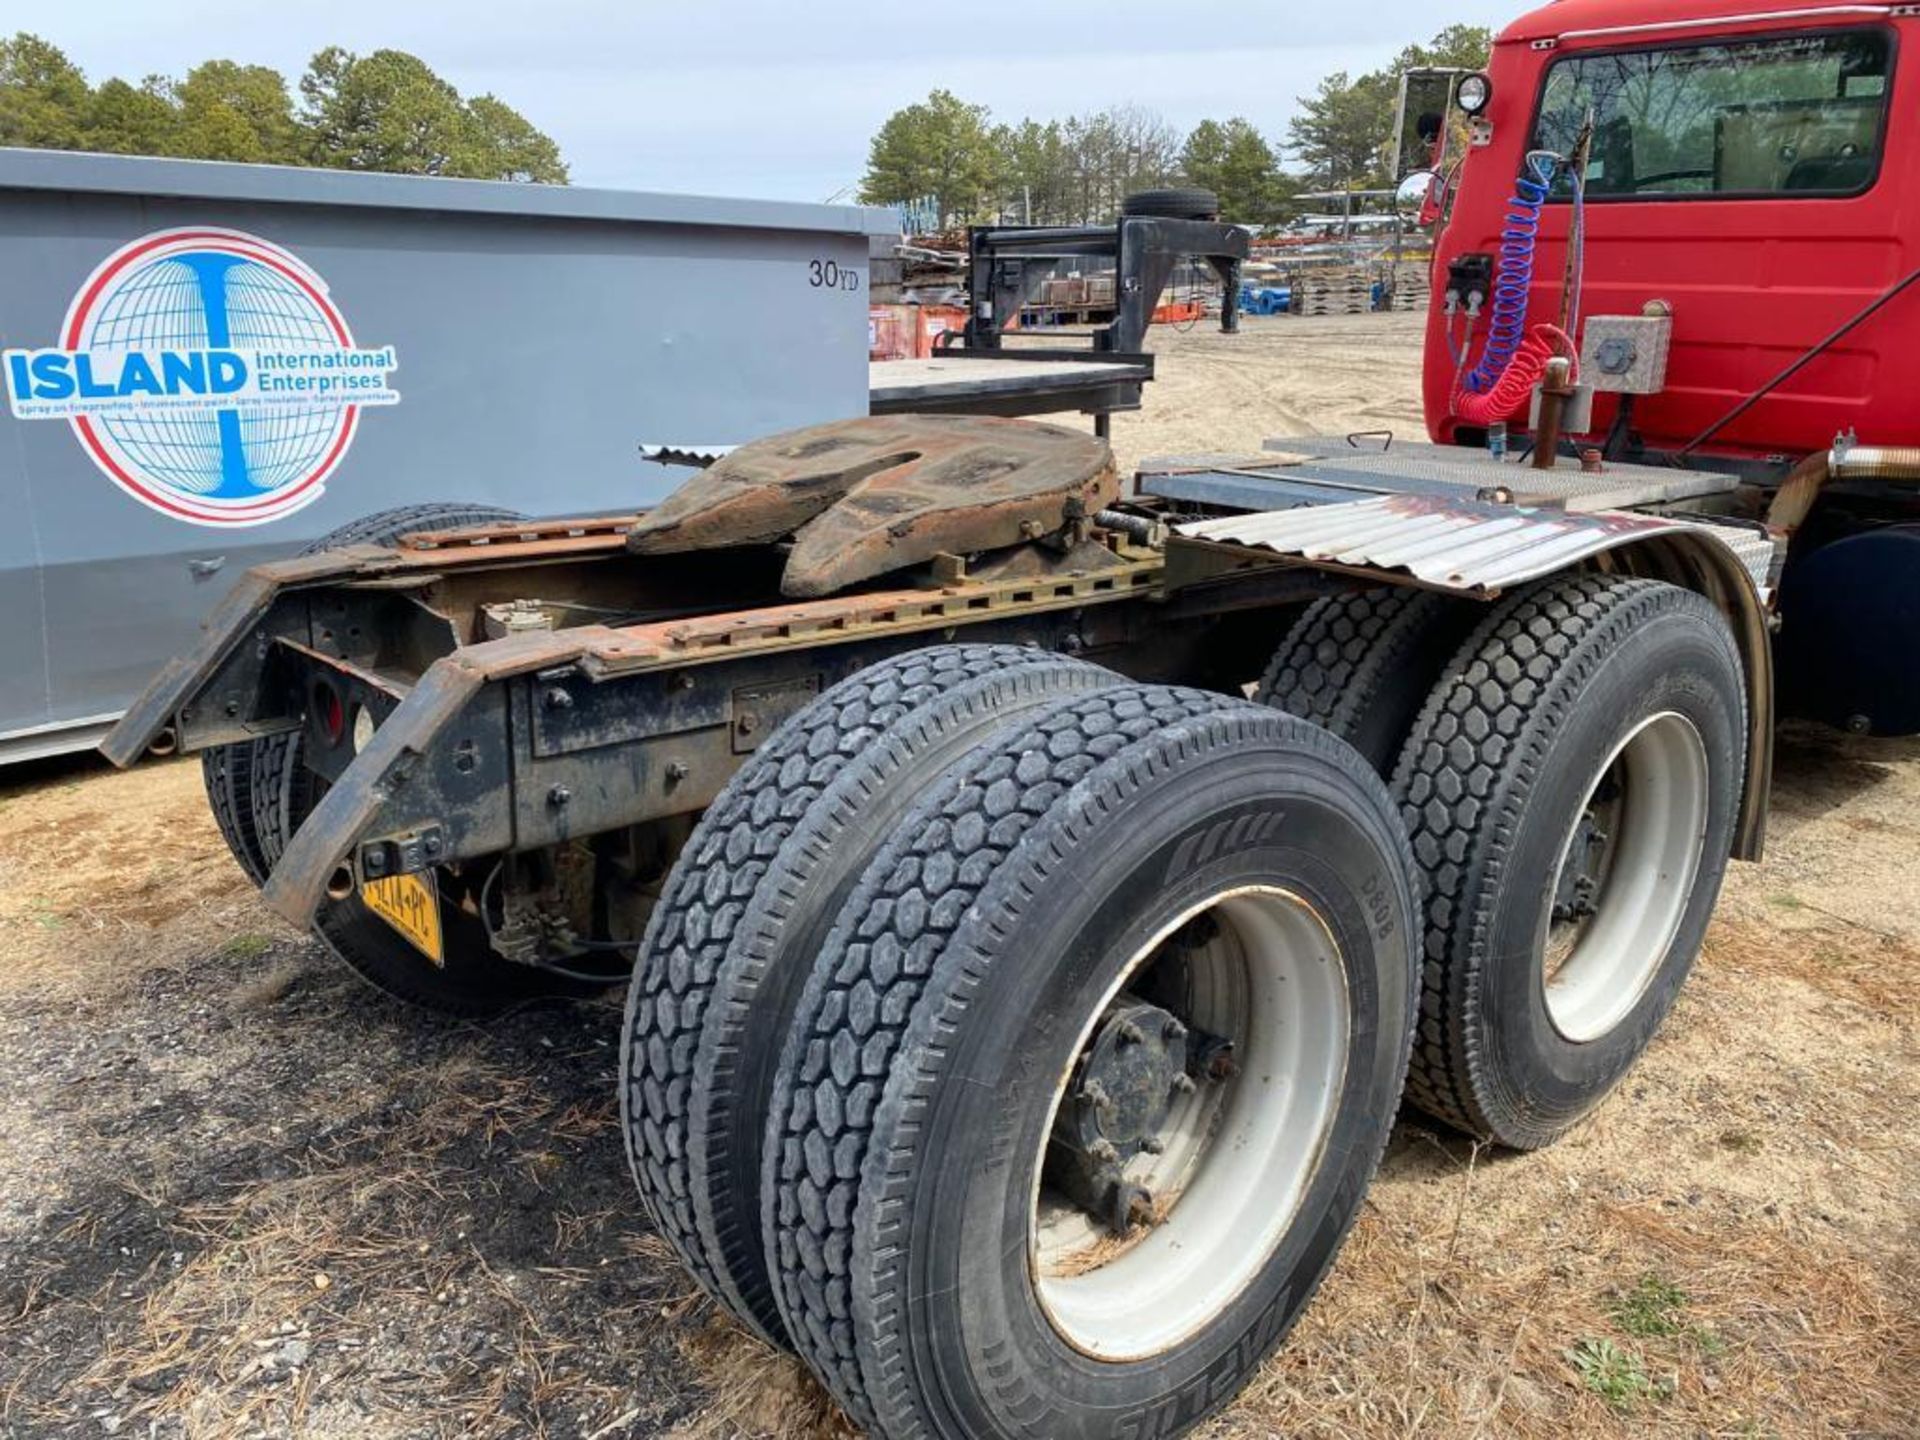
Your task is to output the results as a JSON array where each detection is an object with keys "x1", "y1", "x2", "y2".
[{"x1": 1453, "y1": 323, "x2": 1578, "y2": 426}]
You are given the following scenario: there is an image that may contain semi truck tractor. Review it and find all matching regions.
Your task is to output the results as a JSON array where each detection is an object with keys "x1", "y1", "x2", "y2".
[{"x1": 102, "y1": 0, "x2": 1918, "y2": 1433}]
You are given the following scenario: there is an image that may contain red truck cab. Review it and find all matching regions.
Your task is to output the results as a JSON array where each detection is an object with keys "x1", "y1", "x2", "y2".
[{"x1": 1423, "y1": 0, "x2": 1919, "y2": 463}]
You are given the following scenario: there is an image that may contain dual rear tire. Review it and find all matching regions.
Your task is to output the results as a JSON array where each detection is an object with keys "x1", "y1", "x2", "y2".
[
  {"x1": 621, "y1": 646, "x2": 1421, "y2": 1437},
  {"x1": 1261, "y1": 576, "x2": 1745, "y2": 1149},
  {"x1": 625, "y1": 572, "x2": 1745, "y2": 1433}
]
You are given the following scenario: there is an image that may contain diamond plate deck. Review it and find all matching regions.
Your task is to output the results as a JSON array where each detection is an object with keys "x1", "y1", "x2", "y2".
[
  {"x1": 1252, "y1": 437, "x2": 1740, "y2": 511},
  {"x1": 1142, "y1": 438, "x2": 1738, "y2": 515}
]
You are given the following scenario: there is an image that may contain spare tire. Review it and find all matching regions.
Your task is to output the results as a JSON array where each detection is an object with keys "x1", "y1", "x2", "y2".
[{"x1": 1121, "y1": 186, "x2": 1221, "y2": 220}]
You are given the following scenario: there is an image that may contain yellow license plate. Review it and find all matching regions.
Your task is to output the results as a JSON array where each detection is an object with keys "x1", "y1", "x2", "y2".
[{"x1": 362, "y1": 871, "x2": 444, "y2": 965}]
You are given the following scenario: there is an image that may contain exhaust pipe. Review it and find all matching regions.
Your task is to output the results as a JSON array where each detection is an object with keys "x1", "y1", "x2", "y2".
[
  {"x1": 1832, "y1": 444, "x2": 1920, "y2": 481},
  {"x1": 1767, "y1": 437, "x2": 1920, "y2": 536}
]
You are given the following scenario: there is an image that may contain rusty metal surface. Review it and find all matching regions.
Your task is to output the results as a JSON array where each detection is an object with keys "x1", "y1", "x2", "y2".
[
  {"x1": 308, "y1": 559, "x2": 1160, "y2": 690},
  {"x1": 99, "y1": 521, "x2": 645, "y2": 766},
  {"x1": 1175, "y1": 494, "x2": 1775, "y2": 596},
  {"x1": 106, "y1": 494, "x2": 1140, "y2": 773},
  {"x1": 260, "y1": 656, "x2": 497, "y2": 928},
  {"x1": 94, "y1": 556, "x2": 335, "y2": 767},
  {"x1": 249, "y1": 555, "x2": 1164, "y2": 926},
  {"x1": 626, "y1": 414, "x2": 1120, "y2": 597},
  {"x1": 392, "y1": 515, "x2": 643, "y2": 555},
  {"x1": 585, "y1": 562, "x2": 1160, "y2": 669}
]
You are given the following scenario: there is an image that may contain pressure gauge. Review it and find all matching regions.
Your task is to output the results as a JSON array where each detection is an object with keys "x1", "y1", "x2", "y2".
[{"x1": 1456, "y1": 72, "x2": 1493, "y2": 115}]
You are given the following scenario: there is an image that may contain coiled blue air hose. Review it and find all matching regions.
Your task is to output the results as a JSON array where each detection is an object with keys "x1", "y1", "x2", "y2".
[{"x1": 1463, "y1": 151, "x2": 1561, "y2": 395}]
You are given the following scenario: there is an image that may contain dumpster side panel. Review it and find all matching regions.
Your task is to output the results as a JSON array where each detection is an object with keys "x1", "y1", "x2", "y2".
[{"x1": 0, "y1": 150, "x2": 884, "y2": 755}]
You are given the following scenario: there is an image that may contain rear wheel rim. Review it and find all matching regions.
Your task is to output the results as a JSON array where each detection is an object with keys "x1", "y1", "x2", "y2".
[
  {"x1": 1542, "y1": 710, "x2": 1710, "y2": 1043},
  {"x1": 1028, "y1": 885, "x2": 1350, "y2": 1361}
]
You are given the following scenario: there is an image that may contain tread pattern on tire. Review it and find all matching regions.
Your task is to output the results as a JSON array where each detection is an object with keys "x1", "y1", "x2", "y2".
[
  {"x1": 622, "y1": 643, "x2": 1069, "y2": 1343},
  {"x1": 1121, "y1": 185, "x2": 1220, "y2": 218},
  {"x1": 702, "y1": 654, "x2": 1115, "y2": 1344},
  {"x1": 1257, "y1": 587, "x2": 1464, "y2": 756},
  {"x1": 201, "y1": 748, "x2": 269, "y2": 886},
  {"x1": 765, "y1": 684, "x2": 1245, "y2": 1429},
  {"x1": 249, "y1": 731, "x2": 312, "y2": 872},
  {"x1": 1388, "y1": 573, "x2": 1736, "y2": 1138}
]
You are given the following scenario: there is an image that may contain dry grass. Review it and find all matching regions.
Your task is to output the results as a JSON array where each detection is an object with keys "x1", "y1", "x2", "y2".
[
  {"x1": 1706, "y1": 915, "x2": 1914, "y2": 1017},
  {"x1": 0, "y1": 1029, "x2": 690, "y2": 1440},
  {"x1": 667, "y1": 1322, "x2": 853, "y2": 1440},
  {"x1": 1198, "y1": 1162, "x2": 1919, "y2": 1437},
  {"x1": 0, "y1": 754, "x2": 284, "y2": 1001}
]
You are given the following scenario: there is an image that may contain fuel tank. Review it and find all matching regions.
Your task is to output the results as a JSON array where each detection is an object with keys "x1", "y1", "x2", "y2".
[{"x1": 1776, "y1": 523, "x2": 1920, "y2": 736}]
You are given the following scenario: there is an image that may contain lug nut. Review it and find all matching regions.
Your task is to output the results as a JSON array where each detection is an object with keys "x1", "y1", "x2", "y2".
[
  {"x1": 1170, "y1": 1073, "x2": 1197, "y2": 1096},
  {"x1": 1140, "y1": 1136, "x2": 1165, "y2": 1155},
  {"x1": 1081, "y1": 1080, "x2": 1113, "y2": 1113},
  {"x1": 1162, "y1": 1018, "x2": 1187, "y2": 1042},
  {"x1": 1116, "y1": 1020, "x2": 1146, "y2": 1047},
  {"x1": 1089, "y1": 1138, "x2": 1119, "y2": 1164}
]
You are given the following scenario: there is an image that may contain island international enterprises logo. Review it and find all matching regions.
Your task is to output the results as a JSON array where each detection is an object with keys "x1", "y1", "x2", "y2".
[{"x1": 3, "y1": 227, "x2": 399, "y2": 527}]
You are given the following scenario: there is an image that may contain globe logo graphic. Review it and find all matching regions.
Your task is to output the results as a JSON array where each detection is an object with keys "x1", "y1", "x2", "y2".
[{"x1": 58, "y1": 229, "x2": 379, "y2": 526}]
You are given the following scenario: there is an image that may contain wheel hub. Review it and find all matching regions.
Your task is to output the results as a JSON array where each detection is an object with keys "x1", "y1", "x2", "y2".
[
  {"x1": 1029, "y1": 886, "x2": 1354, "y2": 1361},
  {"x1": 1050, "y1": 997, "x2": 1190, "y2": 1233},
  {"x1": 1540, "y1": 712, "x2": 1710, "y2": 1042},
  {"x1": 1551, "y1": 809, "x2": 1610, "y2": 924}
]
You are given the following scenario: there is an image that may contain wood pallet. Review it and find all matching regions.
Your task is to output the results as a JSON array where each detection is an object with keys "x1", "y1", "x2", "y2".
[
  {"x1": 1385, "y1": 273, "x2": 1431, "y2": 312},
  {"x1": 1293, "y1": 266, "x2": 1375, "y2": 316}
]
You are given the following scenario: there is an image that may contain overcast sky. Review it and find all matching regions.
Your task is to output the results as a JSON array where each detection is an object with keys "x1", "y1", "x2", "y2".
[{"x1": 43, "y1": 1, "x2": 1514, "y2": 204}]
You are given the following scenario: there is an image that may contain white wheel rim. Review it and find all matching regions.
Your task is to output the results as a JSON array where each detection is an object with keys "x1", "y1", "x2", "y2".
[
  {"x1": 1028, "y1": 886, "x2": 1350, "y2": 1361},
  {"x1": 1542, "y1": 710, "x2": 1710, "y2": 1043}
]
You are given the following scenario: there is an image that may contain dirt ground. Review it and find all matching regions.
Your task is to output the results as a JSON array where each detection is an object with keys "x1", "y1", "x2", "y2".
[{"x1": 1, "y1": 314, "x2": 1914, "y2": 1440}]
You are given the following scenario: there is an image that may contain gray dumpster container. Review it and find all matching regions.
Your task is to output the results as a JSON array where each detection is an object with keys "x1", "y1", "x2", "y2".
[{"x1": 0, "y1": 147, "x2": 890, "y2": 763}]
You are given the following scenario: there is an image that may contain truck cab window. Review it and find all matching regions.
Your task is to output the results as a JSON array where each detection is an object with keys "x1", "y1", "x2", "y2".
[{"x1": 1534, "y1": 29, "x2": 1892, "y2": 198}]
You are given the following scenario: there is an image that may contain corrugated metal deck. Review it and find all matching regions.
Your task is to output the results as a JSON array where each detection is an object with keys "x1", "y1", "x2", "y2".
[{"x1": 1175, "y1": 493, "x2": 1776, "y2": 597}]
